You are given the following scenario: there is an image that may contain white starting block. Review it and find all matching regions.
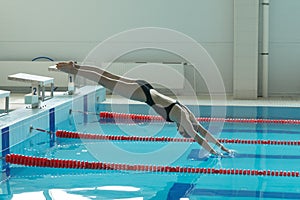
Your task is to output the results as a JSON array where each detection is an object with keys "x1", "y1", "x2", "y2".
[
  {"x1": 0, "y1": 90, "x2": 10, "y2": 116},
  {"x1": 49, "y1": 65, "x2": 75, "y2": 95},
  {"x1": 8, "y1": 73, "x2": 54, "y2": 108}
]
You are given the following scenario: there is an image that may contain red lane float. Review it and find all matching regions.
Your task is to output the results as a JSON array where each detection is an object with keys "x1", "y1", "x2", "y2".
[
  {"x1": 5, "y1": 153, "x2": 299, "y2": 177},
  {"x1": 99, "y1": 111, "x2": 300, "y2": 125},
  {"x1": 56, "y1": 130, "x2": 300, "y2": 146},
  {"x1": 56, "y1": 130, "x2": 193, "y2": 143}
]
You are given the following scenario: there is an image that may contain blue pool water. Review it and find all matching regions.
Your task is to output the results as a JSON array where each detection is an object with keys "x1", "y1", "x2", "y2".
[{"x1": 1, "y1": 104, "x2": 300, "y2": 199}]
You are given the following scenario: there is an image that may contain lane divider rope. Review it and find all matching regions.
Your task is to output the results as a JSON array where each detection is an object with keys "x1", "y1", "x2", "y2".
[
  {"x1": 56, "y1": 130, "x2": 300, "y2": 146},
  {"x1": 5, "y1": 154, "x2": 299, "y2": 177},
  {"x1": 99, "y1": 112, "x2": 300, "y2": 124}
]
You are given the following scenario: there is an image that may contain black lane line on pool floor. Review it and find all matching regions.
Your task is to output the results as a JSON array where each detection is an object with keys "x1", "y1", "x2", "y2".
[
  {"x1": 168, "y1": 183, "x2": 300, "y2": 199},
  {"x1": 188, "y1": 149, "x2": 300, "y2": 161}
]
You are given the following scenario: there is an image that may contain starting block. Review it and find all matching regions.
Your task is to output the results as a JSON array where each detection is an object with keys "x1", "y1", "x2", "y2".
[
  {"x1": 8, "y1": 73, "x2": 54, "y2": 108},
  {"x1": 0, "y1": 90, "x2": 10, "y2": 116},
  {"x1": 49, "y1": 65, "x2": 75, "y2": 95}
]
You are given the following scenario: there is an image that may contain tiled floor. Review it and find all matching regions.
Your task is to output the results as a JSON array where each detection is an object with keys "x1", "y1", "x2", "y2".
[
  {"x1": 0, "y1": 93, "x2": 24, "y2": 111},
  {"x1": 1, "y1": 93, "x2": 300, "y2": 113},
  {"x1": 0, "y1": 92, "x2": 68, "y2": 111},
  {"x1": 104, "y1": 94, "x2": 300, "y2": 107},
  {"x1": 0, "y1": 93, "x2": 300, "y2": 113}
]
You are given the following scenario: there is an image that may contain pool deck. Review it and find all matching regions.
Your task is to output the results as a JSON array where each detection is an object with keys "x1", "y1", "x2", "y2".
[
  {"x1": 1, "y1": 93, "x2": 300, "y2": 111},
  {"x1": 0, "y1": 86, "x2": 105, "y2": 129},
  {"x1": 103, "y1": 95, "x2": 300, "y2": 107}
]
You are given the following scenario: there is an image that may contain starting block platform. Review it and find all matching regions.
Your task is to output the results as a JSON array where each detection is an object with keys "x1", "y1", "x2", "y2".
[
  {"x1": 0, "y1": 90, "x2": 10, "y2": 115},
  {"x1": 8, "y1": 73, "x2": 54, "y2": 108},
  {"x1": 49, "y1": 65, "x2": 75, "y2": 95}
]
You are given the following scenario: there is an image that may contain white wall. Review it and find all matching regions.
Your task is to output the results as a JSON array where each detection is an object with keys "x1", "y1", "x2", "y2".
[
  {"x1": 0, "y1": 61, "x2": 68, "y2": 88},
  {"x1": 266, "y1": 0, "x2": 300, "y2": 96},
  {"x1": 1, "y1": 0, "x2": 300, "y2": 97},
  {"x1": 0, "y1": 0, "x2": 234, "y2": 95},
  {"x1": 233, "y1": 0, "x2": 259, "y2": 99}
]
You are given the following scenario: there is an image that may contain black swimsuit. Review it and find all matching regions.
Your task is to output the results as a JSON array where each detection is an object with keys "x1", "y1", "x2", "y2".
[{"x1": 136, "y1": 80, "x2": 179, "y2": 122}]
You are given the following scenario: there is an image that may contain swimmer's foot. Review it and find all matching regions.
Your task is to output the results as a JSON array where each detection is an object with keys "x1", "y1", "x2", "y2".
[{"x1": 56, "y1": 61, "x2": 79, "y2": 74}]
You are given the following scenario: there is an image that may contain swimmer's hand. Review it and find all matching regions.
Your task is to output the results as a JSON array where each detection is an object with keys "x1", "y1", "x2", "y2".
[
  {"x1": 227, "y1": 149, "x2": 237, "y2": 157},
  {"x1": 215, "y1": 152, "x2": 224, "y2": 158},
  {"x1": 221, "y1": 149, "x2": 237, "y2": 158},
  {"x1": 56, "y1": 61, "x2": 79, "y2": 74},
  {"x1": 220, "y1": 145, "x2": 232, "y2": 154},
  {"x1": 210, "y1": 149, "x2": 236, "y2": 158},
  {"x1": 210, "y1": 149, "x2": 224, "y2": 158},
  {"x1": 220, "y1": 145, "x2": 237, "y2": 157}
]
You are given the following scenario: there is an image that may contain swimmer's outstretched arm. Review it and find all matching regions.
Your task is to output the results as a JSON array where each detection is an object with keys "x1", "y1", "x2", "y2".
[
  {"x1": 171, "y1": 106, "x2": 220, "y2": 155},
  {"x1": 179, "y1": 104, "x2": 231, "y2": 153},
  {"x1": 193, "y1": 123, "x2": 231, "y2": 153}
]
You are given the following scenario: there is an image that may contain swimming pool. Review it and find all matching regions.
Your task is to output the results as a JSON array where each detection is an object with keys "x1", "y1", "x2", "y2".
[{"x1": 1, "y1": 99, "x2": 300, "y2": 199}]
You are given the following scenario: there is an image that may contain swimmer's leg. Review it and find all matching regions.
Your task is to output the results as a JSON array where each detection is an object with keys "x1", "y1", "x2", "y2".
[
  {"x1": 76, "y1": 64, "x2": 137, "y2": 83},
  {"x1": 56, "y1": 61, "x2": 137, "y2": 83},
  {"x1": 80, "y1": 69, "x2": 146, "y2": 101}
]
